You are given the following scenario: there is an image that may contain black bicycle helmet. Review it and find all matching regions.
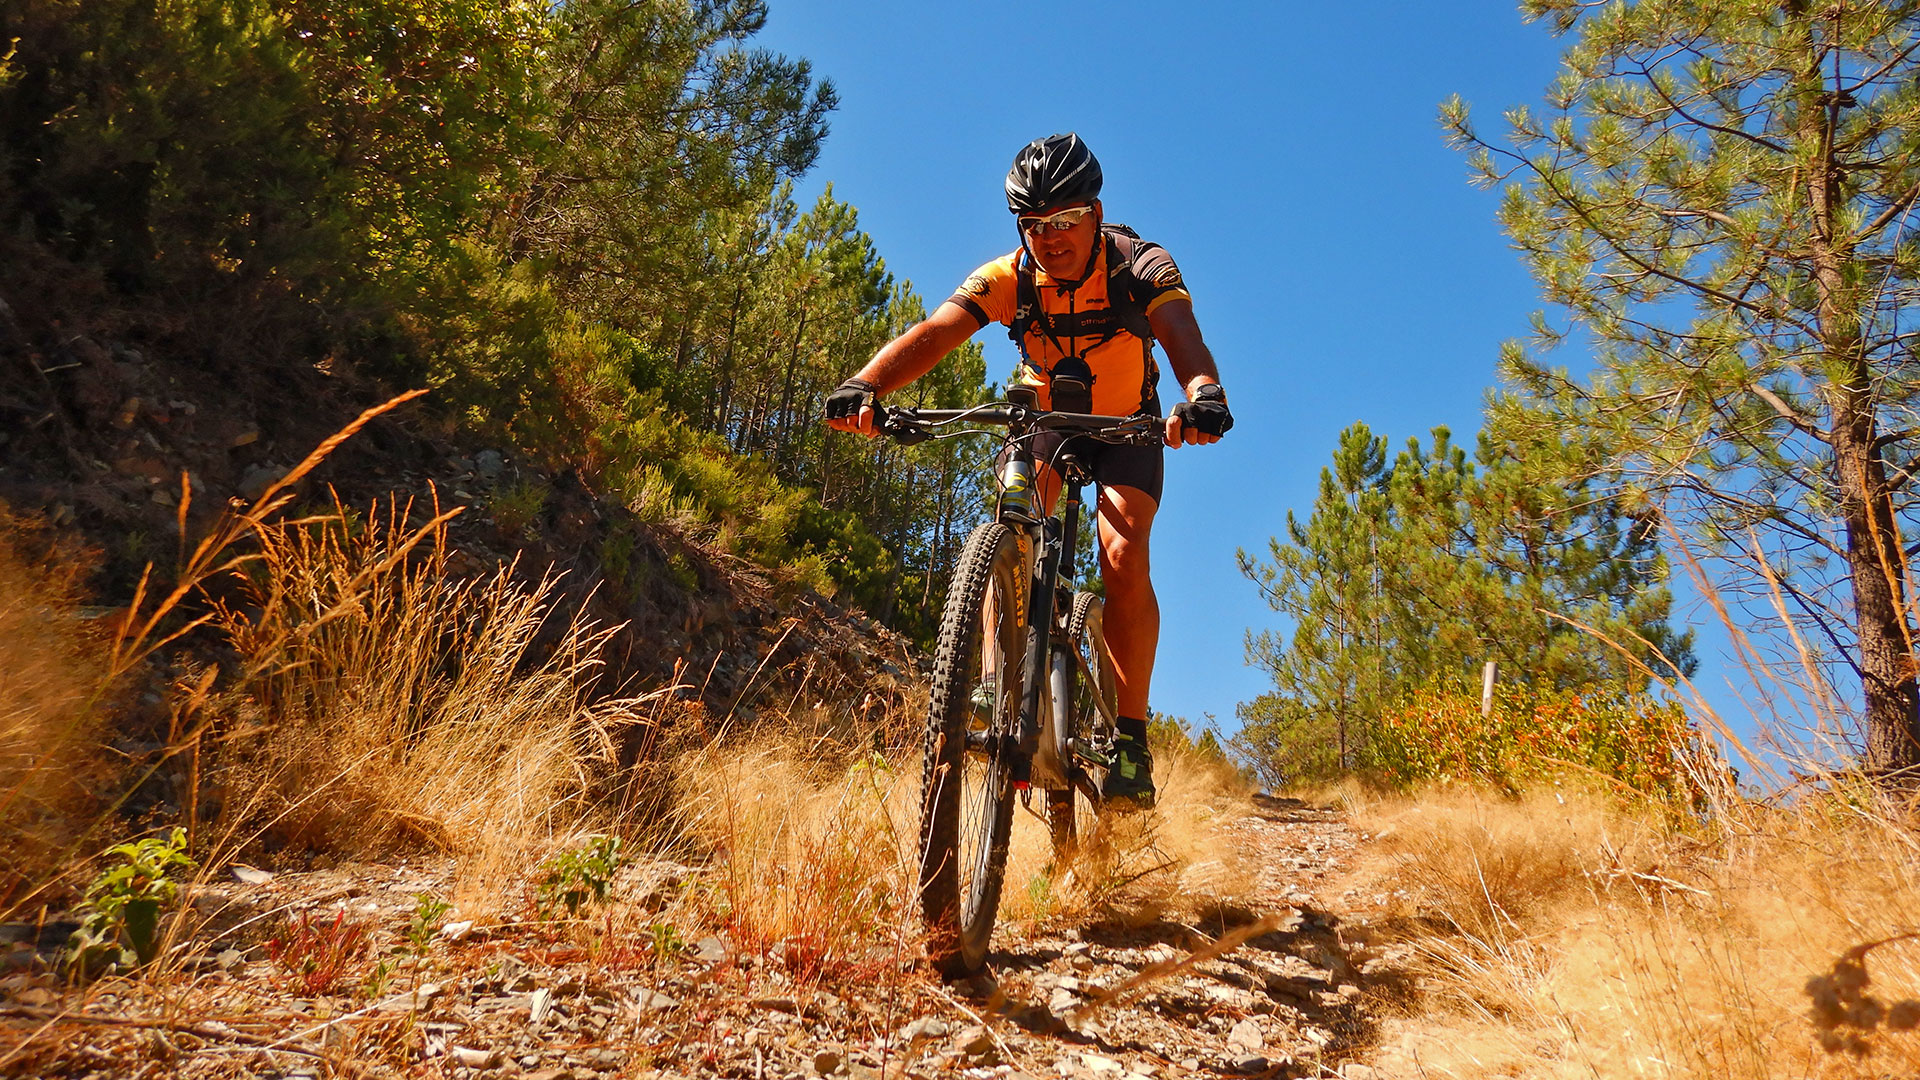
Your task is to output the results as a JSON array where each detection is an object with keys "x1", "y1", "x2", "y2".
[{"x1": 1005, "y1": 133, "x2": 1103, "y2": 214}]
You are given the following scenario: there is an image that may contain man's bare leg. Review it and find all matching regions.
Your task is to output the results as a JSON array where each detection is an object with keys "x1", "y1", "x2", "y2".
[{"x1": 1095, "y1": 484, "x2": 1159, "y2": 719}]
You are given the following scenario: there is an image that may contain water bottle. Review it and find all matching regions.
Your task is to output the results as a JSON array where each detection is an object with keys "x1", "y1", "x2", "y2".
[{"x1": 999, "y1": 457, "x2": 1036, "y2": 523}]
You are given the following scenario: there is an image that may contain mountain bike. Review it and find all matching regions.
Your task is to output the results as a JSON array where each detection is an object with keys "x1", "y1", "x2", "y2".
[{"x1": 876, "y1": 400, "x2": 1161, "y2": 977}]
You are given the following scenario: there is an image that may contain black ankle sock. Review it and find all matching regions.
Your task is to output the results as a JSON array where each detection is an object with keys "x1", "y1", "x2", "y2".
[{"x1": 1116, "y1": 715, "x2": 1149, "y2": 742}]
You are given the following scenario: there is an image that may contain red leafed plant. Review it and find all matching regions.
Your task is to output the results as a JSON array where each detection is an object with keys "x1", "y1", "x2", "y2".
[{"x1": 266, "y1": 909, "x2": 371, "y2": 996}]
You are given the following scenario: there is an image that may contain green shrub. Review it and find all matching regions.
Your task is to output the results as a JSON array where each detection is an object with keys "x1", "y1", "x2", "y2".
[
  {"x1": 1368, "y1": 683, "x2": 1707, "y2": 804},
  {"x1": 66, "y1": 828, "x2": 196, "y2": 973},
  {"x1": 536, "y1": 835, "x2": 625, "y2": 919}
]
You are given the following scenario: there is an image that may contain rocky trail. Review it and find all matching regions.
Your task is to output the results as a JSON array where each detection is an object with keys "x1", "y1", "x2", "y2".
[{"x1": 0, "y1": 795, "x2": 1402, "y2": 1080}]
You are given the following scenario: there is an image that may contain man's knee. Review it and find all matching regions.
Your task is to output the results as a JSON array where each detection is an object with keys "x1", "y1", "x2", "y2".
[{"x1": 1101, "y1": 538, "x2": 1152, "y2": 596}]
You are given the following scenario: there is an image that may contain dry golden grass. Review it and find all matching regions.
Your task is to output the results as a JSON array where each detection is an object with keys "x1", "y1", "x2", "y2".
[
  {"x1": 653, "y1": 726, "x2": 1255, "y2": 982},
  {"x1": 0, "y1": 393, "x2": 654, "y2": 932},
  {"x1": 998, "y1": 732, "x2": 1256, "y2": 929},
  {"x1": 0, "y1": 513, "x2": 112, "y2": 904},
  {"x1": 671, "y1": 738, "x2": 922, "y2": 981},
  {"x1": 206, "y1": 495, "x2": 650, "y2": 907},
  {"x1": 1343, "y1": 781, "x2": 1920, "y2": 1078}
]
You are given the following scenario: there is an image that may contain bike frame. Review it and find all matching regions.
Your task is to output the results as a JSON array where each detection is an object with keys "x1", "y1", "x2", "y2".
[
  {"x1": 881, "y1": 404, "x2": 1154, "y2": 803},
  {"x1": 1015, "y1": 448, "x2": 1091, "y2": 796}
]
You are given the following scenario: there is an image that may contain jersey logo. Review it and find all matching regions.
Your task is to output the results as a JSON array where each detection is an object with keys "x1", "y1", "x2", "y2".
[
  {"x1": 959, "y1": 273, "x2": 993, "y2": 300},
  {"x1": 1150, "y1": 263, "x2": 1183, "y2": 288}
]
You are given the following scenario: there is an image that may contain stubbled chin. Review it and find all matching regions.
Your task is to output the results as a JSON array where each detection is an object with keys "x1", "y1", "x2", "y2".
[{"x1": 1035, "y1": 251, "x2": 1077, "y2": 275}]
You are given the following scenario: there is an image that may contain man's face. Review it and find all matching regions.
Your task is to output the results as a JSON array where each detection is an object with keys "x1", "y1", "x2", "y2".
[{"x1": 1020, "y1": 201, "x2": 1099, "y2": 279}]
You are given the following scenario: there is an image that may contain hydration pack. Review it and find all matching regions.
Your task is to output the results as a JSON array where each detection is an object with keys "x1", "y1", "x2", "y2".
[{"x1": 1007, "y1": 223, "x2": 1164, "y2": 409}]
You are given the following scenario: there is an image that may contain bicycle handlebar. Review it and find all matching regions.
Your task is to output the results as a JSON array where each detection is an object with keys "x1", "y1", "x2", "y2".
[{"x1": 876, "y1": 404, "x2": 1164, "y2": 448}]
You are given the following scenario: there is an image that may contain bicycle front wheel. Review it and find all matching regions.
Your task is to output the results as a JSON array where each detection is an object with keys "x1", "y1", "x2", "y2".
[{"x1": 919, "y1": 521, "x2": 1027, "y2": 976}]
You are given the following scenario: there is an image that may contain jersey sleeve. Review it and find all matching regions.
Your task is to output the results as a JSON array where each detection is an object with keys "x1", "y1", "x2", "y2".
[
  {"x1": 1129, "y1": 242, "x2": 1193, "y2": 315},
  {"x1": 944, "y1": 254, "x2": 1020, "y2": 328}
]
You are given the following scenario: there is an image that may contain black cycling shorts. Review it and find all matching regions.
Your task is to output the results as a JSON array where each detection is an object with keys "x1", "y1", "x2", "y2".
[{"x1": 1000, "y1": 430, "x2": 1164, "y2": 506}]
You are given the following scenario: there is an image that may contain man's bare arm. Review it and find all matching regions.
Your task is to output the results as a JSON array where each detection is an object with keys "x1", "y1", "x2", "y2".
[
  {"x1": 827, "y1": 301, "x2": 982, "y2": 435},
  {"x1": 1148, "y1": 298, "x2": 1227, "y2": 446}
]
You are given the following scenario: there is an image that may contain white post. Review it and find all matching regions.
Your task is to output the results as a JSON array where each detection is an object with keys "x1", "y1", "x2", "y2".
[{"x1": 1481, "y1": 660, "x2": 1498, "y2": 718}]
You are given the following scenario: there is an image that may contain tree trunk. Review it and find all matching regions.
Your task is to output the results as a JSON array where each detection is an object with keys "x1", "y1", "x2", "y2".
[
  {"x1": 1835, "y1": 413, "x2": 1919, "y2": 774},
  {"x1": 1803, "y1": 44, "x2": 1920, "y2": 776},
  {"x1": 774, "y1": 303, "x2": 809, "y2": 468},
  {"x1": 712, "y1": 281, "x2": 744, "y2": 432}
]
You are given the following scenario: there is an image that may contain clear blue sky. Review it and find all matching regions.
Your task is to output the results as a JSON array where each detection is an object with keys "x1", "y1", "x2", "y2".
[{"x1": 756, "y1": 2, "x2": 1747, "y2": 741}]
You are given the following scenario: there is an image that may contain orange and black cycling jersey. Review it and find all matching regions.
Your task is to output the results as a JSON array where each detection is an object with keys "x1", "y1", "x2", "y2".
[{"x1": 945, "y1": 238, "x2": 1191, "y2": 417}]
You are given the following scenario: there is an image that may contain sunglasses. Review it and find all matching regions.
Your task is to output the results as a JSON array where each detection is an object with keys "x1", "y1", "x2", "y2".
[{"x1": 1018, "y1": 205, "x2": 1096, "y2": 234}]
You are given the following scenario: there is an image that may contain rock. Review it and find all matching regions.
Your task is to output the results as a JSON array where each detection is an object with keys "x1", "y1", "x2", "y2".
[
  {"x1": 376, "y1": 983, "x2": 442, "y2": 1013},
  {"x1": 1227, "y1": 1018, "x2": 1264, "y2": 1052},
  {"x1": 811, "y1": 1049, "x2": 842, "y2": 1075},
  {"x1": 1048, "y1": 986, "x2": 1082, "y2": 1015},
  {"x1": 1228, "y1": 1056, "x2": 1268, "y2": 1074},
  {"x1": 954, "y1": 973, "x2": 998, "y2": 998},
  {"x1": 215, "y1": 948, "x2": 246, "y2": 973},
  {"x1": 1012, "y1": 1004, "x2": 1066, "y2": 1035},
  {"x1": 955, "y1": 1026, "x2": 996, "y2": 1058},
  {"x1": 230, "y1": 865, "x2": 273, "y2": 886},
  {"x1": 475, "y1": 450, "x2": 506, "y2": 478},
  {"x1": 899, "y1": 1016, "x2": 949, "y2": 1042},
  {"x1": 526, "y1": 1070, "x2": 574, "y2": 1080},
  {"x1": 438, "y1": 920, "x2": 475, "y2": 942},
  {"x1": 15, "y1": 987, "x2": 56, "y2": 1007},
  {"x1": 692, "y1": 936, "x2": 728, "y2": 964},
  {"x1": 1082, "y1": 1054, "x2": 1123, "y2": 1074},
  {"x1": 237, "y1": 463, "x2": 282, "y2": 502},
  {"x1": 1340, "y1": 1068, "x2": 1377, "y2": 1080},
  {"x1": 631, "y1": 988, "x2": 678, "y2": 1012},
  {"x1": 530, "y1": 988, "x2": 553, "y2": 1026},
  {"x1": 453, "y1": 1047, "x2": 499, "y2": 1068},
  {"x1": 69, "y1": 336, "x2": 110, "y2": 368}
]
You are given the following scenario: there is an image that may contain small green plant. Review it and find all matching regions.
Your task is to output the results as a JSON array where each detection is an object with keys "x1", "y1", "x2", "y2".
[
  {"x1": 406, "y1": 893, "x2": 452, "y2": 955},
  {"x1": 646, "y1": 920, "x2": 685, "y2": 962},
  {"x1": 265, "y1": 909, "x2": 371, "y2": 996},
  {"x1": 489, "y1": 479, "x2": 548, "y2": 537},
  {"x1": 536, "y1": 835, "x2": 625, "y2": 918},
  {"x1": 66, "y1": 828, "x2": 196, "y2": 973},
  {"x1": 363, "y1": 957, "x2": 395, "y2": 998},
  {"x1": 1026, "y1": 872, "x2": 1056, "y2": 922}
]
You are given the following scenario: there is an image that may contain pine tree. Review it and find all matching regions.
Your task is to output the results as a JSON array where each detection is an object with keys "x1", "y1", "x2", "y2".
[
  {"x1": 1446, "y1": 0, "x2": 1920, "y2": 777},
  {"x1": 1236, "y1": 422, "x2": 1693, "y2": 786}
]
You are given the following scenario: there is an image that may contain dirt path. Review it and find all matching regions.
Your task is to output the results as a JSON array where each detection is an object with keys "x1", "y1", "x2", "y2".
[{"x1": 1, "y1": 795, "x2": 1392, "y2": 1080}]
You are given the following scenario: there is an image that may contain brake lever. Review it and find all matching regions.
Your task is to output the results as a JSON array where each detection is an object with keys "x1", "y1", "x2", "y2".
[{"x1": 877, "y1": 409, "x2": 933, "y2": 446}]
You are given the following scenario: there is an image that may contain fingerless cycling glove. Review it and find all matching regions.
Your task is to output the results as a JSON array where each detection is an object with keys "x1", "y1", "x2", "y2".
[
  {"x1": 824, "y1": 378, "x2": 877, "y2": 421},
  {"x1": 1171, "y1": 383, "x2": 1233, "y2": 437}
]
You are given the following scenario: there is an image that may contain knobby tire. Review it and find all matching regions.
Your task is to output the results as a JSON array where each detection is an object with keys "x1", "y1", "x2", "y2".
[{"x1": 919, "y1": 521, "x2": 1026, "y2": 976}]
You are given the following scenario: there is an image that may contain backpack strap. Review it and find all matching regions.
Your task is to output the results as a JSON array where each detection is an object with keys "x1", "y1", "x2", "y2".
[
  {"x1": 1100, "y1": 225, "x2": 1156, "y2": 343},
  {"x1": 1102, "y1": 224, "x2": 1163, "y2": 409},
  {"x1": 1007, "y1": 224, "x2": 1163, "y2": 407}
]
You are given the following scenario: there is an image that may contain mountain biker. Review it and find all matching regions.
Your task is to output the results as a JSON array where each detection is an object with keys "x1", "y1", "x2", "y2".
[{"x1": 823, "y1": 132, "x2": 1233, "y2": 809}]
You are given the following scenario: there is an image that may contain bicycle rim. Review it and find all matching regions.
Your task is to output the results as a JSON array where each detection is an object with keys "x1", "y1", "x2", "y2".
[{"x1": 919, "y1": 522, "x2": 1025, "y2": 976}]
